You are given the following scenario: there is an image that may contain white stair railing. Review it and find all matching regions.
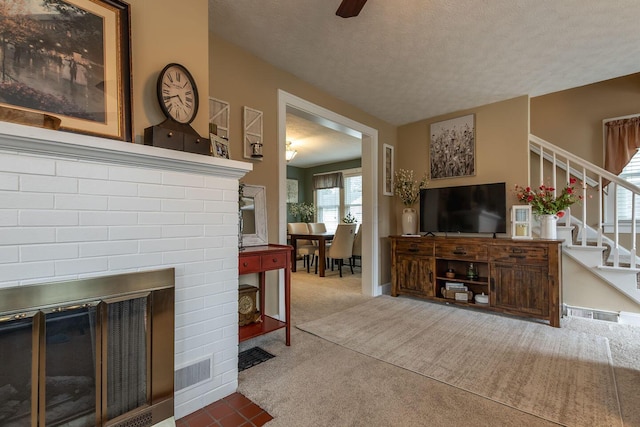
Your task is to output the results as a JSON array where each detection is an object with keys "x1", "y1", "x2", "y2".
[{"x1": 529, "y1": 134, "x2": 640, "y2": 270}]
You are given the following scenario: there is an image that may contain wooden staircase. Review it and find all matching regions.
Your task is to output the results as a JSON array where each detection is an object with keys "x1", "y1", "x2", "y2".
[{"x1": 529, "y1": 135, "x2": 640, "y2": 306}]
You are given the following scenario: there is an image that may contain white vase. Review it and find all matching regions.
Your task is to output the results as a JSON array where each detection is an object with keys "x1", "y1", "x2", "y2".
[
  {"x1": 539, "y1": 214, "x2": 558, "y2": 239},
  {"x1": 402, "y1": 207, "x2": 418, "y2": 235}
]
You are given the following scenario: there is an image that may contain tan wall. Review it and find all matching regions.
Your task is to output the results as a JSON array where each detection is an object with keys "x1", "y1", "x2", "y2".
[
  {"x1": 207, "y1": 32, "x2": 640, "y2": 314},
  {"x1": 563, "y1": 256, "x2": 640, "y2": 313},
  {"x1": 531, "y1": 73, "x2": 640, "y2": 313},
  {"x1": 129, "y1": 0, "x2": 210, "y2": 141},
  {"x1": 531, "y1": 73, "x2": 640, "y2": 165},
  {"x1": 209, "y1": 34, "x2": 397, "y2": 304},
  {"x1": 397, "y1": 95, "x2": 530, "y2": 234}
]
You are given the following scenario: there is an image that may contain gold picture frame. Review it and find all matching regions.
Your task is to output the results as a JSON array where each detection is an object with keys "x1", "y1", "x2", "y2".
[{"x1": 0, "y1": 0, "x2": 132, "y2": 141}]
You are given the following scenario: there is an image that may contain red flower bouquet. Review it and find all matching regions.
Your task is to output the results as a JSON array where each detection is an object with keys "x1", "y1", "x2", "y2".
[{"x1": 515, "y1": 178, "x2": 582, "y2": 217}]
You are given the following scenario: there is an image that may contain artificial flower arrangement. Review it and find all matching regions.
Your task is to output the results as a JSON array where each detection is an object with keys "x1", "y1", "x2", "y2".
[
  {"x1": 514, "y1": 178, "x2": 582, "y2": 217},
  {"x1": 394, "y1": 169, "x2": 429, "y2": 206},
  {"x1": 289, "y1": 202, "x2": 316, "y2": 223},
  {"x1": 343, "y1": 212, "x2": 357, "y2": 223}
]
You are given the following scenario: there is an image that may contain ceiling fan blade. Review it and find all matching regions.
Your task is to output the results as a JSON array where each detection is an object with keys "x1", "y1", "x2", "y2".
[{"x1": 336, "y1": 0, "x2": 368, "y2": 18}]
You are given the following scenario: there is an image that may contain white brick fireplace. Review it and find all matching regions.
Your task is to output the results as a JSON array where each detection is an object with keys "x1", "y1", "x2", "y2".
[{"x1": 0, "y1": 122, "x2": 251, "y2": 419}]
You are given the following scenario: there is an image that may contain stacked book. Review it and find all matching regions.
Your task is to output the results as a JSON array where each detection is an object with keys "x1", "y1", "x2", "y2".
[
  {"x1": 441, "y1": 282, "x2": 472, "y2": 301},
  {"x1": 445, "y1": 282, "x2": 467, "y2": 291}
]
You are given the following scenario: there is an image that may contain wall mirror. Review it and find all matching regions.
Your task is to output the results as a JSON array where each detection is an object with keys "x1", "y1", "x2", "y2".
[{"x1": 240, "y1": 185, "x2": 268, "y2": 247}]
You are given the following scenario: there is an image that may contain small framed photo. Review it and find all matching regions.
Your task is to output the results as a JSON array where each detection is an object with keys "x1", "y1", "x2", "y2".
[
  {"x1": 211, "y1": 134, "x2": 230, "y2": 159},
  {"x1": 511, "y1": 205, "x2": 532, "y2": 239}
]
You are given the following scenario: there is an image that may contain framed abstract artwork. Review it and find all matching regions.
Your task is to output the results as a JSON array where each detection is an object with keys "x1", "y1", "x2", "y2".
[
  {"x1": 286, "y1": 179, "x2": 299, "y2": 203},
  {"x1": 383, "y1": 143, "x2": 394, "y2": 196},
  {"x1": 430, "y1": 114, "x2": 475, "y2": 179}
]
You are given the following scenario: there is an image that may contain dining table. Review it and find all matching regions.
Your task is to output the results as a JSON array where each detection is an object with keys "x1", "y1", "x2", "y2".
[{"x1": 288, "y1": 231, "x2": 335, "y2": 277}]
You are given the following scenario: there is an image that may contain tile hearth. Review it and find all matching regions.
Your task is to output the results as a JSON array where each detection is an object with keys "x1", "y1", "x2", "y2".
[{"x1": 176, "y1": 393, "x2": 272, "y2": 427}]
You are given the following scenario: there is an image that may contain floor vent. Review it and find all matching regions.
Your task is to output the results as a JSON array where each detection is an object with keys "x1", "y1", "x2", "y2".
[
  {"x1": 175, "y1": 357, "x2": 212, "y2": 391},
  {"x1": 239, "y1": 347, "x2": 275, "y2": 372},
  {"x1": 564, "y1": 305, "x2": 619, "y2": 323}
]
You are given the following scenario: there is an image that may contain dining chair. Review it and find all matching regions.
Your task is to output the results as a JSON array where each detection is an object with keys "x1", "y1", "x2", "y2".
[
  {"x1": 351, "y1": 224, "x2": 362, "y2": 270},
  {"x1": 307, "y1": 223, "x2": 329, "y2": 266},
  {"x1": 307, "y1": 223, "x2": 327, "y2": 234},
  {"x1": 287, "y1": 223, "x2": 317, "y2": 272},
  {"x1": 315, "y1": 223, "x2": 357, "y2": 277}
]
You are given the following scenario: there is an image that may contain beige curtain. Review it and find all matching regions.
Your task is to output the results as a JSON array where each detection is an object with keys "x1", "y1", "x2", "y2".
[
  {"x1": 604, "y1": 117, "x2": 640, "y2": 186},
  {"x1": 313, "y1": 172, "x2": 344, "y2": 190}
]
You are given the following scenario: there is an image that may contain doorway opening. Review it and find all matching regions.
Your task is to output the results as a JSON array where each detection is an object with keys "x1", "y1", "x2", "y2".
[{"x1": 277, "y1": 90, "x2": 380, "y2": 303}]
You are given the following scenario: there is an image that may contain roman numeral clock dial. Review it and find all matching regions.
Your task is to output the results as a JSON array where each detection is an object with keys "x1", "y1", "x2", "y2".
[{"x1": 156, "y1": 63, "x2": 199, "y2": 125}]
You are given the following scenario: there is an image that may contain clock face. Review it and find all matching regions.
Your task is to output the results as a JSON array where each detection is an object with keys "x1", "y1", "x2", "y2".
[
  {"x1": 238, "y1": 295, "x2": 254, "y2": 315},
  {"x1": 157, "y1": 63, "x2": 199, "y2": 124}
]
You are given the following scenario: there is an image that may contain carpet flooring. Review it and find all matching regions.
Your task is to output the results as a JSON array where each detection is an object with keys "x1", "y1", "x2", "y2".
[{"x1": 297, "y1": 296, "x2": 623, "y2": 427}]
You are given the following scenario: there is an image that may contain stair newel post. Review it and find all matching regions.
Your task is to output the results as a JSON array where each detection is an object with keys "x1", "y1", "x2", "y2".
[
  {"x1": 580, "y1": 167, "x2": 588, "y2": 245},
  {"x1": 552, "y1": 151, "x2": 558, "y2": 199},
  {"x1": 597, "y1": 175, "x2": 603, "y2": 248},
  {"x1": 612, "y1": 181, "x2": 620, "y2": 267},
  {"x1": 563, "y1": 158, "x2": 570, "y2": 227},
  {"x1": 632, "y1": 191, "x2": 637, "y2": 268},
  {"x1": 539, "y1": 143, "x2": 544, "y2": 188}
]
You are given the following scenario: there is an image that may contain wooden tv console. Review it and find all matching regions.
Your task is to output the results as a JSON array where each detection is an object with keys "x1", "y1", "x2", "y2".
[{"x1": 390, "y1": 236, "x2": 562, "y2": 327}]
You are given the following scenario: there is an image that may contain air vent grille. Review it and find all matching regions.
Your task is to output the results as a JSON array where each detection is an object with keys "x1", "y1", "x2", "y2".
[
  {"x1": 109, "y1": 409, "x2": 153, "y2": 427},
  {"x1": 175, "y1": 357, "x2": 212, "y2": 391}
]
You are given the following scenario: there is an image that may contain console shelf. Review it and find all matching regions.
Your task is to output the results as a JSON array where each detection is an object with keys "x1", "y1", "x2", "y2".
[
  {"x1": 390, "y1": 236, "x2": 562, "y2": 327},
  {"x1": 239, "y1": 315, "x2": 286, "y2": 342},
  {"x1": 238, "y1": 244, "x2": 292, "y2": 345}
]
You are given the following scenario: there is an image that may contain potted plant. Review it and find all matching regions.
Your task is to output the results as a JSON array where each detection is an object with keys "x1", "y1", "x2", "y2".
[
  {"x1": 394, "y1": 168, "x2": 428, "y2": 234},
  {"x1": 343, "y1": 212, "x2": 357, "y2": 223},
  {"x1": 514, "y1": 178, "x2": 583, "y2": 239}
]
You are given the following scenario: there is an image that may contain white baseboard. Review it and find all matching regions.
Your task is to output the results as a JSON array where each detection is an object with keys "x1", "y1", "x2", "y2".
[
  {"x1": 619, "y1": 311, "x2": 640, "y2": 326},
  {"x1": 380, "y1": 282, "x2": 392, "y2": 295}
]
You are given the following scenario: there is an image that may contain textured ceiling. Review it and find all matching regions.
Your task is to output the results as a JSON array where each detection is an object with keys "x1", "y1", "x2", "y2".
[{"x1": 209, "y1": 0, "x2": 640, "y2": 126}]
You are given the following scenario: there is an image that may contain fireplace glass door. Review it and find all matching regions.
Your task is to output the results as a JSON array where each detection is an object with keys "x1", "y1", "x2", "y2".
[
  {"x1": 0, "y1": 269, "x2": 174, "y2": 427},
  {"x1": 44, "y1": 304, "x2": 98, "y2": 427},
  {"x1": 0, "y1": 314, "x2": 35, "y2": 427}
]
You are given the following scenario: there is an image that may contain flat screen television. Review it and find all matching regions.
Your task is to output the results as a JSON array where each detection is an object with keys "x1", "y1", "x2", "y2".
[{"x1": 419, "y1": 182, "x2": 507, "y2": 234}]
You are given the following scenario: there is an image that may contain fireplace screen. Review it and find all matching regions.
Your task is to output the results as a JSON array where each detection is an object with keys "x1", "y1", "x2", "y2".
[
  {"x1": 0, "y1": 269, "x2": 174, "y2": 427},
  {"x1": 106, "y1": 297, "x2": 148, "y2": 420}
]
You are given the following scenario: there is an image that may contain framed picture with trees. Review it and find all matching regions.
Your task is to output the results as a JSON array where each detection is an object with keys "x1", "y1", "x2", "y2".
[{"x1": 0, "y1": 0, "x2": 132, "y2": 141}]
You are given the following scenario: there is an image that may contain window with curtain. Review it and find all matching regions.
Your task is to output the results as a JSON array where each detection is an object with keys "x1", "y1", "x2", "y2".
[
  {"x1": 609, "y1": 149, "x2": 640, "y2": 221},
  {"x1": 603, "y1": 115, "x2": 640, "y2": 228},
  {"x1": 314, "y1": 168, "x2": 362, "y2": 231}
]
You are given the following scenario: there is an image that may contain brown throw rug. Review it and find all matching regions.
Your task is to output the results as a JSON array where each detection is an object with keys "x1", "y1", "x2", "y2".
[{"x1": 297, "y1": 296, "x2": 622, "y2": 427}]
